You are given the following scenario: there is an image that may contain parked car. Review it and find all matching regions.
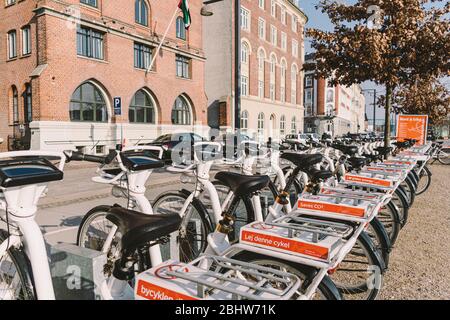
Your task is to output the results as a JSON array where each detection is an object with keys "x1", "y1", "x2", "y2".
[
  {"x1": 218, "y1": 133, "x2": 254, "y2": 159},
  {"x1": 146, "y1": 132, "x2": 205, "y2": 163},
  {"x1": 284, "y1": 133, "x2": 309, "y2": 145},
  {"x1": 305, "y1": 133, "x2": 320, "y2": 144}
]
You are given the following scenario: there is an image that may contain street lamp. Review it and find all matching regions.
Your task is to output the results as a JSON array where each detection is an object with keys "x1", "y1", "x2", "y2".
[{"x1": 201, "y1": 0, "x2": 241, "y2": 131}]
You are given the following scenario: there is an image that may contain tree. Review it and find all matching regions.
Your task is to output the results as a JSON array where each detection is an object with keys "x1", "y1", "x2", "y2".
[
  {"x1": 379, "y1": 77, "x2": 450, "y2": 124},
  {"x1": 306, "y1": 0, "x2": 450, "y2": 146}
]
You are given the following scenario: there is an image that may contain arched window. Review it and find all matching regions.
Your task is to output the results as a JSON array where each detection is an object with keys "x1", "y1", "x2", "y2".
[
  {"x1": 70, "y1": 82, "x2": 108, "y2": 122},
  {"x1": 11, "y1": 86, "x2": 19, "y2": 123},
  {"x1": 129, "y1": 89, "x2": 155, "y2": 123},
  {"x1": 23, "y1": 84, "x2": 32, "y2": 123},
  {"x1": 241, "y1": 110, "x2": 249, "y2": 132},
  {"x1": 257, "y1": 112, "x2": 265, "y2": 137},
  {"x1": 241, "y1": 42, "x2": 249, "y2": 64},
  {"x1": 280, "y1": 115, "x2": 286, "y2": 136},
  {"x1": 172, "y1": 95, "x2": 191, "y2": 125},
  {"x1": 135, "y1": 0, "x2": 149, "y2": 26},
  {"x1": 291, "y1": 116, "x2": 297, "y2": 134},
  {"x1": 176, "y1": 16, "x2": 186, "y2": 40}
]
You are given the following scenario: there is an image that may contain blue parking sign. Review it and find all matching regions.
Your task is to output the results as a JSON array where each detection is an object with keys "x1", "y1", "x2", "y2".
[{"x1": 114, "y1": 97, "x2": 122, "y2": 115}]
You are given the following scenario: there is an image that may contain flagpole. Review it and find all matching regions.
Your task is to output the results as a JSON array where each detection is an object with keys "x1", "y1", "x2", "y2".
[{"x1": 145, "y1": 6, "x2": 180, "y2": 75}]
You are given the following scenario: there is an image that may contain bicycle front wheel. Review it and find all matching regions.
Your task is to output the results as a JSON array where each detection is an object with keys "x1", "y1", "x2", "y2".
[
  {"x1": 152, "y1": 192, "x2": 212, "y2": 263},
  {"x1": 416, "y1": 165, "x2": 432, "y2": 195},
  {"x1": 437, "y1": 149, "x2": 450, "y2": 165},
  {"x1": 231, "y1": 251, "x2": 342, "y2": 300},
  {"x1": 0, "y1": 230, "x2": 35, "y2": 300}
]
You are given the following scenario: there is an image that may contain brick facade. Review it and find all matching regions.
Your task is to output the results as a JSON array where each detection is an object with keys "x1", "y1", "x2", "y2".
[{"x1": 0, "y1": 0, "x2": 207, "y2": 152}]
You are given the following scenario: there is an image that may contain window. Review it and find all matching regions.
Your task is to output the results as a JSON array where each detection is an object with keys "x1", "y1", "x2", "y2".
[
  {"x1": 280, "y1": 60, "x2": 286, "y2": 103},
  {"x1": 280, "y1": 115, "x2": 286, "y2": 135},
  {"x1": 258, "y1": 51, "x2": 265, "y2": 70},
  {"x1": 292, "y1": 40, "x2": 298, "y2": 57},
  {"x1": 241, "y1": 110, "x2": 249, "y2": 132},
  {"x1": 240, "y1": 7, "x2": 250, "y2": 31},
  {"x1": 134, "y1": 42, "x2": 152, "y2": 70},
  {"x1": 135, "y1": 0, "x2": 149, "y2": 26},
  {"x1": 172, "y1": 96, "x2": 191, "y2": 125},
  {"x1": 80, "y1": 0, "x2": 97, "y2": 7},
  {"x1": 77, "y1": 26, "x2": 104, "y2": 60},
  {"x1": 176, "y1": 55, "x2": 191, "y2": 79},
  {"x1": 6, "y1": 0, "x2": 16, "y2": 6},
  {"x1": 270, "y1": 84, "x2": 275, "y2": 101},
  {"x1": 22, "y1": 26, "x2": 31, "y2": 55},
  {"x1": 259, "y1": 0, "x2": 265, "y2": 9},
  {"x1": 70, "y1": 82, "x2": 108, "y2": 122},
  {"x1": 305, "y1": 89, "x2": 312, "y2": 102},
  {"x1": 129, "y1": 89, "x2": 155, "y2": 123},
  {"x1": 291, "y1": 65, "x2": 298, "y2": 104},
  {"x1": 258, "y1": 18, "x2": 266, "y2": 40},
  {"x1": 11, "y1": 86, "x2": 18, "y2": 123},
  {"x1": 241, "y1": 75, "x2": 249, "y2": 96},
  {"x1": 176, "y1": 17, "x2": 186, "y2": 40},
  {"x1": 7, "y1": 30, "x2": 17, "y2": 59},
  {"x1": 257, "y1": 113, "x2": 265, "y2": 137},
  {"x1": 258, "y1": 80, "x2": 264, "y2": 98},
  {"x1": 305, "y1": 76, "x2": 312, "y2": 87},
  {"x1": 241, "y1": 41, "x2": 249, "y2": 64},
  {"x1": 270, "y1": 25, "x2": 277, "y2": 46},
  {"x1": 291, "y1": 117, "x2": 297, "y2": 134},
  {"x1": 281, "y1": 7, "x2": 286, "y2": 24},
  {"x1": 271, "y1": 0, "x2": 276, "y2": 17},
  {"x1": 292, "y1": 15, "x2": 298, "y2": 32},
  {"x1": 270, "y1": 55, "x2": 276, "y2": 101},
  {"x1": 23, "y1": 84, "x2": 32, "y2": 123},
  {"x1": 281, "y1": 32, "x2": 287, "y2": 51}
]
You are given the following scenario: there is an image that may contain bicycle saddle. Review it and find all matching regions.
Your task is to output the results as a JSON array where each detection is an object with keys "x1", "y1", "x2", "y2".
[
  {"x1": 332, "y1": 144, "x2": 359, "y2": 156},
  {"x1": 106, "y1": 205, "x2": 181, "y2": 251},
  {"x1": 375, "y1": 147, "x2": 392, "y2": 157},
  {"x1": 215, "y1": 172, "x2": 270, "y2": 197},
  {"x1": 280, "y1": 153, "x2": 323, "y2": 169},
  {"x1": 347, "y1": 157, "x2": 367, "y2": 171},
  {"x1": 307, "y1": 168, "x2": 334, "y2": 183}
]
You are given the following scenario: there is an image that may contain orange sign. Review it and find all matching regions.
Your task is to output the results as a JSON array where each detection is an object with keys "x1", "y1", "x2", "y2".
[
  {"x1": 241, "y1": 230, "x2": 330, "y2": 260},
  {"x1": 396, "y1": 115, "x2": 428, "y2": 145},
  {"x1": 297, "y1": 199, "x2": 366, "y2": 217},
  {"x1": 344, "y1": 174, "x2": 393, "y2": 188},
  {"x1": 136, "y1": 280, "x2": 198, "y2": 300}
]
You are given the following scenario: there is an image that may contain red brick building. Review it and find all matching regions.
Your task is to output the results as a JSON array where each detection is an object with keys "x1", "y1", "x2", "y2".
[
  {"x1": 203, "y1": 0, "x2": 307, "y2": 141},
  {"x1": 0, "y1": 0, "x2": 207, "y2": 152}
]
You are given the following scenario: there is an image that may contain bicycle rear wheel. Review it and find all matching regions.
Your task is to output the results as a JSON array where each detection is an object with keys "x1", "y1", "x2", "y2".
[
  {"x1": 437, "y1": 149, "x2": 450, "y2": 165},
  {"x1": 0, "y1": 230, "x2": 35, "y2": 300},
  {"x1": 416, "y1": 165, "x2": 432, "y2": 195}
]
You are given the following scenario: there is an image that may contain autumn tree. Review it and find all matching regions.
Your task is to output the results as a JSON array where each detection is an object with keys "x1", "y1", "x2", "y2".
[
  {"x1": 307, "y1": 0, "x2": 450, "y2": 146},
  {"x1": 379, "y1": 77, "x2": 450, "y2": 124}
]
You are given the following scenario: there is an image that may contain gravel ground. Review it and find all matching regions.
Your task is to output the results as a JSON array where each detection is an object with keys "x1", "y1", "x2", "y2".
[{"x1": 379, "y1": 163, "x2": 450, "y2": 300}]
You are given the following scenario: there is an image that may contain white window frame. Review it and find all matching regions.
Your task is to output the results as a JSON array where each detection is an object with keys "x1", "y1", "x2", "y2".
[
  {"x1": 271, "y1": 0, "x2": 276, "y2": 17},
  {"x1": 258, "y1": 80, "x2": 264, "y2": 98},
  {"x1": 292, "y1": 15, "x2": 298, "y2": 33},
  {"x1": 281, "y1": 6, "x2": 286, "y2": 24},
  {"x1": 270, "y1": 25, "x2": 277, "y2": 46},
  {"x1": 292, "y1": 39, "x2": 298, "y2": 58},
  {"x1": 258, "y1": 18, "x2": 266, "y2": 40},
  {"x1": 305, "y1": 76, "x2": 313, "y2": 87},
  {"x1": 258, "y1": 0, "x2": 265, "y2": 10},
  {"x1": 7, "y1": 30, "x2": 17, "y2": 59},
  {"x1": 22, "y1": 26, "x2": 31, "y2": 55},
  {"x1": 281, "y1": 32, "x2": 287, "y2": 51},
  {"x1": 241, "y1": 75, "x2": 249, "y2": 96},
  {"x1": 240, "y1": 7, "x2": 250, "y2": 32}
]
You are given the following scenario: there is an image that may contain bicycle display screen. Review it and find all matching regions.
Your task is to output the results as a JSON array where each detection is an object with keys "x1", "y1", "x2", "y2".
[
  {"x1": 0, "y1": 158, "x2": 63, "y2": 188},
  {"x1": 120, "y1": 152, "x2": 165, "y2": 171}
]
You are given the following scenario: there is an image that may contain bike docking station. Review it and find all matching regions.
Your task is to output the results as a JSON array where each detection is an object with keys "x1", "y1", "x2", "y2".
[{"x1": 134, "y1": 255, "x2": 301, "y2": 300}]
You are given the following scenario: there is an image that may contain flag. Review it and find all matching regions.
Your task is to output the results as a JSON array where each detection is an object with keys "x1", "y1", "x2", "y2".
[{"x1": 178, "y1": 0, "x2": 191, "y2": 29}]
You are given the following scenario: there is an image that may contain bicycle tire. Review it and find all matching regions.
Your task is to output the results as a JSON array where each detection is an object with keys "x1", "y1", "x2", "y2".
[
  {"x1": 437, "y1": 149, "x2": 450, "y2": 165},
  {"x1": 230, "y1": 251, "x2": 343, "y2": 300},
  {"x1": 0, "y1": 230, "x2": 36, "y2": 300},
  {"x1": 416, "y1": 165, "x2": 432, "y2": 195}
]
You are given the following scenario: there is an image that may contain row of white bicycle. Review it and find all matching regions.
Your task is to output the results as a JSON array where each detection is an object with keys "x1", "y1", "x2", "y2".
[{"x1": 0, "y1": 136, "x2": 434, "y2": 300}]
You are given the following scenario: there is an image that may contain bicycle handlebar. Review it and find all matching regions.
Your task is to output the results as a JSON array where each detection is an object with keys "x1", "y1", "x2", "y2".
[{"x1": 65, "y1": 150, "x2": 116, "y2": 165}]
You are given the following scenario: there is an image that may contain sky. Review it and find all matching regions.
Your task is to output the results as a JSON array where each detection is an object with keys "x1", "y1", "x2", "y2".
[
  {"x1": 298, "y1": 0, "x2": 386, "y2": 122},
  {"x1": 298, "y1": 0, "x2": 449, "y2": 122}
]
